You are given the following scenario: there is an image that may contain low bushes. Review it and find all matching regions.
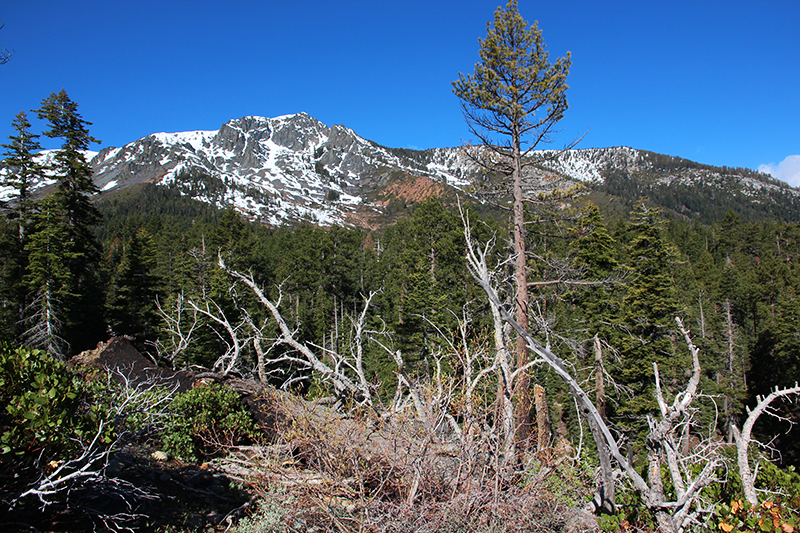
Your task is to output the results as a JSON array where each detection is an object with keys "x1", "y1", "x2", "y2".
[
  {"x1": 0, "y1": 344, "x2": 107, "y2": 465},
  {"x1": 162, "y1": 382, "x2": 259, "y2": 462}
]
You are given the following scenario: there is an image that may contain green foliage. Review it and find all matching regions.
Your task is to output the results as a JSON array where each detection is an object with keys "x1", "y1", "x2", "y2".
[
  {"x1": 11, "y1": 91, "x2": 106, "y2": 355},
  {"x1": 452, "y1": 0, "x2": 571, "y2": 148},
  {"x1": 0, "y1": 111, "x2": 44, "y2": 345},
  {"x1": 162, "y1": 383, "x2": 258, "y2": 462},
  {"x1": 34, "y1": 89, "x2": 101, "y2": 227},
  {"x1": 1, "y1": 110, "x2": 42, "y2": 223},
  {"x1": 596, "y1": 459, "x2": 800, "y2": 533},
  {"x1": 227, "y1": 496, "x2": 290, "y2": 533},
  {"x1": 596, "y1": 487, "x2": 657, "y2": 532},
  {"x1": 613, "y1": 203, "x2": 687, "y2": 437},
  {"x1": 0, "y1": 344, "x2": 104, "y2": 463},
  {"x1": 105, "y1": 226, "x2": 161, "y2": 343},
  {"x1": 716, "y1": 498, "x2": 799, "y2": 533},
  {"x1": 22, "y1": 195, "x2": 79, "y2": 356},
  {"x1": 0, "y1": 219, "x2": 23, "y2": 344},
  {"x1": 378, "y1": 198, "x2": 469, "y2": 360}
]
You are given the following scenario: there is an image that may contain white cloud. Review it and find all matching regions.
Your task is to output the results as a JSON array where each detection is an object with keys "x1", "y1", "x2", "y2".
[{"x1": 759, "y1": 155, "x2": 800, "y2": 187}]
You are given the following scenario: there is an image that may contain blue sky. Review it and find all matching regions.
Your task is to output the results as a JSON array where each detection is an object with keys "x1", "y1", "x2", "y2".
[{"x1": 2, "y1": 1, "x2": 799, "y2": 185}]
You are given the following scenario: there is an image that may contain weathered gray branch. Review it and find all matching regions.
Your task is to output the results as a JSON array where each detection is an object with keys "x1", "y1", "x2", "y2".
[
  {"x1": 734, "y1": 383, "x2": 800, "y2": 505},
  {"x1": 462, "y1": 208, "x2": 725, "y2": 530},
  {"x1": 218, "y1": 254, "x2": 371, "y2": 404}
]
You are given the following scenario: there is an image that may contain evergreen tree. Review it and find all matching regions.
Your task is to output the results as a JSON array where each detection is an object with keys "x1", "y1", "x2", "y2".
[
  {"x1": 106, "y1": 226, "x2": 161, "y2": 343},
  {"x1": 379, "y1": 198, "x2": 467, "y2": 365},
  {"x1": 571, "y1": 204, "x2": 619, "y2": 282},
  {"x1": 568, "y1": 203, "x2": 621, "y2": 362},
  {"x1": 22, "y1": 196, "x2": 73, "y2": 357},
  {"x1": 614, "y1": 203, "x2": 686, "y2": 439},
  {"x1": 34, "y1": 89, "x2": 101, "y2": 230},
  {"x1": 0, "y1": 111, "x2": 43, "y2": 341},
  {"x1": 453, "y1": 0, "x2": 571, "y2": 447},
  {"x1": 1, "y1": 111, "x2": 43, "y2": 240},
  {"x1": 22, "y1": 91, "x2": 104, "y2": 354},
  {"x1": 0, "y1": 219, "x2": 20, "y2": 343}
]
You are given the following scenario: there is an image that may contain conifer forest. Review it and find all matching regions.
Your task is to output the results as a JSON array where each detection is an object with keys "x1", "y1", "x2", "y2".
[{"x1": 3, "y1": 3, "x2": 800, "y2": 532}]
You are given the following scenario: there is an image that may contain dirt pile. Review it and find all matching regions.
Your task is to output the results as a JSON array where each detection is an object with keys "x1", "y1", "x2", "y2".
[{"x1": 71, "y1": 337, "x2": 197, "y2": 393}]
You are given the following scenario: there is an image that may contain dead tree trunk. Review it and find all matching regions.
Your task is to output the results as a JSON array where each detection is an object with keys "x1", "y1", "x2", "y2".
[
  {"x1": 733, "y1": 383, "x2": 800, "y2": 505},
  {"x1": 594, "y1": 334, "x2": 606, "y2": 421},
  {"x1": 534, "y1": 383, "x2": 551, "y2": 457},
  {"x1": 464, "y1": 213, "x2": 725, "y2": 530},
  {"x1": 218, "y1": 255, "x2": 372, "y2": 404}
]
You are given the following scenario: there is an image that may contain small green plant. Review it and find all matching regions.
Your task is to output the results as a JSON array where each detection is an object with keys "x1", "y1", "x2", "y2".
[
  {"x1": 162, "y1": 383, "x2": 258, "y2": 462},
  {"x1": 596, "y1": 486, "x2": 657, "y2": 532},
  {"x1": 714, "y1": 462, "x2": 800, "y2": 533},
  {"x1": 717, "y1": 499, "x2": 797, "y2": 533},
  {"x1": 0, "y1": 344, "x2": 105, "y2": 463},
  {"x1": 228, "y1": 497, "x2": 289, "y2": 533}
]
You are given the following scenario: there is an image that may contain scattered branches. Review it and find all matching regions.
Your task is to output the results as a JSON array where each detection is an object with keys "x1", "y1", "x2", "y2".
[
  {"x1": 148, "y1": 292, "x2": 199, "y2": 366},
  {"x1": 218, "y1": 254, "x2": 373, "y2": 403},
  {"x1": 462, "y1": 210, "x2": 728, "y2": 532},
  {"x1": 7, "y1": 369, "x2": 178, "y2": 531},
  {"x1": 0, "y1": 20, "x2": 13, "y2": 65}
]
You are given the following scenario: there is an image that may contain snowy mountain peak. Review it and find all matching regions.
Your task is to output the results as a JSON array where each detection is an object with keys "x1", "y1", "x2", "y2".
[{"x1": 3, "y1": 113, "x2": 798, "y2": 226}]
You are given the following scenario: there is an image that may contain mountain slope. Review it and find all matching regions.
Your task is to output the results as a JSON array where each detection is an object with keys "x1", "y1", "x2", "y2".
[
  {"x1": 3, "y1": 113, "x2": 799, "y2": 225},
  {"x1": 88, "y1": 113, "x2": 473, "y2": 227}
]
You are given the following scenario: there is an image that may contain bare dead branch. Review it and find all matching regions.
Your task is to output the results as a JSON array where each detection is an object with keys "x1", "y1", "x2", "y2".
[
  {"x1": 218, "y1": 254, "x2": 372, "y2": 404},
  {"x1": 734, "y1": 382, "x2": 800, "y2": 505},
  {"x1": 462, "y1": 206, "x2": 729, "y2": 531},
  {"x1": 147, "y1": 293, "x2": 199, "y2": 366}
]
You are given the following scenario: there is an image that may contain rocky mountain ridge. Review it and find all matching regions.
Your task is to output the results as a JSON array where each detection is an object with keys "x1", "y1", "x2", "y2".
[{"x1": 3, "y1": 112, "x2": 799, "y2": 226}]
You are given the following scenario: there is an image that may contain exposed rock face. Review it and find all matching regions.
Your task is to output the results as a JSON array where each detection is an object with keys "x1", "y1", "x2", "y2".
[
  {"x1": 88, "y1": 113, "x2": 474, "y2": 226},
  {"x1": 4, "y1": 112, "x2": 798, "y2": 226}
]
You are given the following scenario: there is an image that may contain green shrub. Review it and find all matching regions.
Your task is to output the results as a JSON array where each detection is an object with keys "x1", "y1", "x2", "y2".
[
  {"x1": 162, "y1": 383, "x2": 258, "y2": 462},
  {"x1": 0, "y1": 344, "x2": 105, "y2": 464},
  {"x1": 598, "y1": 459, "x2": 800, "y2": 532},
  {"x1": 715, "y1": 463, "x2": 800, "y2": 533},
  {"x1": 228, "y1": 497, "x2": 289, "y2": 533},
  {"x1": 716, "y1": 499, "x2": 798, "y2": 533}
]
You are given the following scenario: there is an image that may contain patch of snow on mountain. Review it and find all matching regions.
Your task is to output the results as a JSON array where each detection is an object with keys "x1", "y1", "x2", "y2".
[
  {"x1": 98, "y1": 147, "x2": 122, "y2": 162},
  {"x1": 152, "y1": 130, "x2": 216, "y2": 152},
  {"x1": 532, "y1": 147, "x2": 642, "y2": 183},
  {"x1": 426, "y1": 162, "x2": 471, "y2": 187}
]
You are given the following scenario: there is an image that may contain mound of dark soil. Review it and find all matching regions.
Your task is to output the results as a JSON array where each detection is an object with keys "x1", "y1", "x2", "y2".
[{"x1": 71, "y1": 337, "x2": 198, "y2": 393}]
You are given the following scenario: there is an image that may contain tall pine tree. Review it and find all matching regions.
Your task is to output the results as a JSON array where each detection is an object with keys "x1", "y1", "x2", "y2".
[
  {"x1": 1, "y1": 111, "x2": 43, "y2": 240},
  {"x1": 106, "y1": 226, "x2": 160, "y2": 343},
  {"x1": 0, "y1": 111, "x2": 44, "y2": 341},
  {"x1": 615, "y1": 203, "x2": 686, "y2": 441},
  {"x1": 23, "y1": 90, "x2": 104, "y2": 355},
  {"x1": 452, "y1": 0, "x2": 571, "y2": 448}
]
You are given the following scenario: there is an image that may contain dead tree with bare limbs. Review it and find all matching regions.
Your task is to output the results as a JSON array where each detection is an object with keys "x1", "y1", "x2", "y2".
[{"x1": 463, "y1": 213, "x2": 730, "y2": 533}]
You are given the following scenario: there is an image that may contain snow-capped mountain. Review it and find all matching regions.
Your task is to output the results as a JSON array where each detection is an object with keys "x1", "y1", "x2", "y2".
[
  {"x1": 88, "y1": 113, "x2": 475, "y2": 227},
  {"x1": 3, "y1": 113, "x2": 799, "y2": 225}
]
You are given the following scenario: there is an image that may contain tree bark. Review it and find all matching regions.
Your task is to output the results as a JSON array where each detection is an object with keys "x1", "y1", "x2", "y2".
[
  {"x1": 512, "y1": 126, "x2": 534, "y2": 449},
  {"x1": 534, "y1": 383, "x2": 551, "y2": 457},
  {"x1": 734, "y1": 384, "x2": 800, "y2": 505},
  {"x1": 594, "y1": 334, "x2": 606, "y2": 421}
]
